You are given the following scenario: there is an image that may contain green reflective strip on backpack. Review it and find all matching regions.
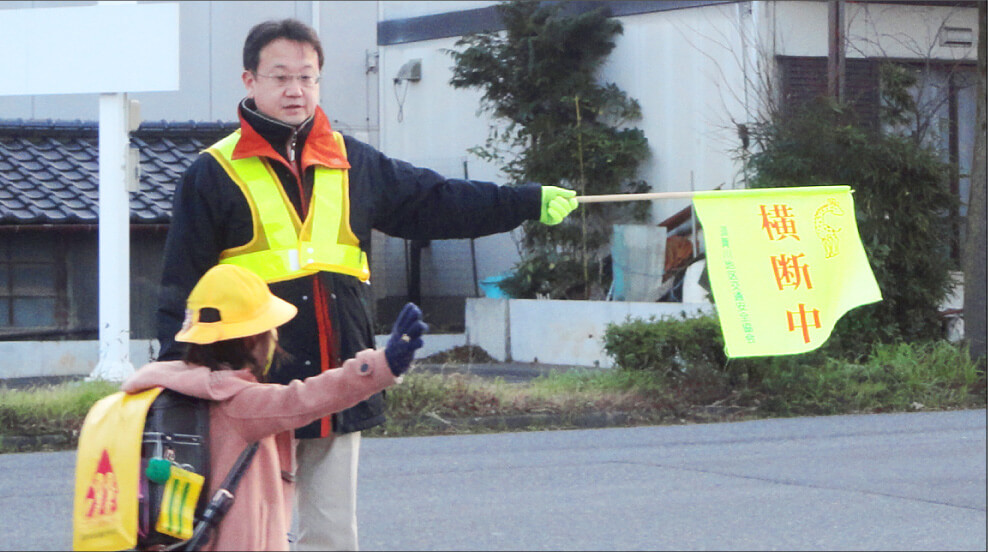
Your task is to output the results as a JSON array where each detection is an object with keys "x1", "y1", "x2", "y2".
[{"x1": 155, "y1": 465, "x2": 203, "y2": 540}]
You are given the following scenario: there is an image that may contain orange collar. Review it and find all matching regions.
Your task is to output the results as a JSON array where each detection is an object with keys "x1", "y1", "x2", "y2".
[{"x1": 231, "y1": 105, "x2": 350, "y2": 171}]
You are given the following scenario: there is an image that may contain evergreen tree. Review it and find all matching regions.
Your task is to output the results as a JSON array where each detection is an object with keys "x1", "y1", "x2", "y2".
[{"x1": 447, "y1": 0, "x2": 650, "y2": 299}]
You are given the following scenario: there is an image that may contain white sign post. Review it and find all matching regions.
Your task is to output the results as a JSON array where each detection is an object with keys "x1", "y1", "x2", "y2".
[
  {"x1": 94, "y1": 91, "x2": 134, "y2": 381},
  {"x1": 0, "y1": 3, "x2": 179, "y2": 381}
]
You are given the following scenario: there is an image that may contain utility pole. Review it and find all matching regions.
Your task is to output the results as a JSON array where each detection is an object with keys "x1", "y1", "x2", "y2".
[
  {"x1": 963, "y1": 2, "x2": 986, "y2": 364},
  {"x1": 827, "y1": 0, "x2": 846, "y2": 102}
]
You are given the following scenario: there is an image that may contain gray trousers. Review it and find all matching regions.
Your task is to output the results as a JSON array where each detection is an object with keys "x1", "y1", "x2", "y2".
[{"x1": 293, "y1": 431, "x2": 361, "y2": 551}]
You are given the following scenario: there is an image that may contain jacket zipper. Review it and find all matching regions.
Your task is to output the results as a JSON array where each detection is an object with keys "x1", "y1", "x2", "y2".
[
  {"x1": 287, "y1": 129, "x2": 298, "y2": 163},
  {"x1": 283, "y1": 128, "x2": 310, "y2": 214}
]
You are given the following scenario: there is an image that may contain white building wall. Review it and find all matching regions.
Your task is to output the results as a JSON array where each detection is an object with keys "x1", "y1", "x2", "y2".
[
  {"x1": 600, "y1": 3, "x2": 756, "y2": 225},
  {"x1": 379, "y1": 1, "x2": 501, "y2": 21},
  {"x1": 465, "y1": 298, "x2": 716, "y2": 367},
  {"x1": 773, "y1": 1, "x2": 980, "y2": 61},
  {"x1": 377, "y1": 33, "x2": 523, "y2": 297}
]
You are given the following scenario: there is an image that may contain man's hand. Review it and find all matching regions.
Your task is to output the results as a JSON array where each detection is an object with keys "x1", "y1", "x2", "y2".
[
  {"x1": 539, "y1": 186, "x2": 578, "y2": 225},
  {"x1": 384, "y1": 303, "x2": 428, "y2": 377}
]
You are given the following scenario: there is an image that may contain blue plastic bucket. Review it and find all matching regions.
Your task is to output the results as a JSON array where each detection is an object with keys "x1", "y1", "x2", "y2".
[{"x1": 478, "y1": 273, "x2": 512, "y2": 299}]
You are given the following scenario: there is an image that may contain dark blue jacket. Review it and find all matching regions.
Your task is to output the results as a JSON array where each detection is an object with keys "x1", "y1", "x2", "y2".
[{"x1": 156, "y1": 100, "x2": 541, "y2": 437}]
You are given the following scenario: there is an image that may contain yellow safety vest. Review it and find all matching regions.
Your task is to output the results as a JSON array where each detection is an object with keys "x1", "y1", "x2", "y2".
[{"x1": 205, "y1": 130, "x2": 370, "y2": 283}]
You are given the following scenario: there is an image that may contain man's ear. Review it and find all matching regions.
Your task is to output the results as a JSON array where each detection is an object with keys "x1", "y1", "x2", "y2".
[{"x1": 242, "y1": 70, "x2": 256, "y2": 97}]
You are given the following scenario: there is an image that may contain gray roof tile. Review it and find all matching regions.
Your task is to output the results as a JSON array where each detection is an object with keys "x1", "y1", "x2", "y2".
[{"x1": 0, "y1": 119, "x2": 238, "y2": 225}]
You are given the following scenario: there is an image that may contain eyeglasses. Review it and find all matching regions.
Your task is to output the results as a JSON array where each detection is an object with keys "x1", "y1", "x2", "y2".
[{"x1": 253, "y1": 72, "x2": 321, "y2": 88}]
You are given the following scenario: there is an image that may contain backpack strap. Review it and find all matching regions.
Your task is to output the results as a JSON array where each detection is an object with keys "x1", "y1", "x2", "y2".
[{"x1": 180, "y1": 442, "x2": 260, "y2": 551}]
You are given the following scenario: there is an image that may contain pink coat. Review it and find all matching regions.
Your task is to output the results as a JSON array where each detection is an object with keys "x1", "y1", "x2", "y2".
[{"x1": 121, "y1": 348, "x2": 397, "y2": 551}]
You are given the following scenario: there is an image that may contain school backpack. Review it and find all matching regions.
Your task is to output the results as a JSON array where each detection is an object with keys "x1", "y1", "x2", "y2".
[
  {"x1": 74, "y1": 387, "x2": 261, "y2": 551},
  {"x1": 140, "y1": 390, "x2": 211, "y2": 548},
  {"x1": 73, "y1": 388, "x2": 210, "y2": 551}
]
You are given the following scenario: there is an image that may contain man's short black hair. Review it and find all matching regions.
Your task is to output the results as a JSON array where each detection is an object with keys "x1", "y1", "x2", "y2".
[{"x1": 243, "y1": 19, "x2": 324, "y2": 72}]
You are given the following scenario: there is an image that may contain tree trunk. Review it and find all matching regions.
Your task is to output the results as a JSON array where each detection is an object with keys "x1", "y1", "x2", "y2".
[{"x1": 963, "y1": 2, "x2": 987, "y2": 364}]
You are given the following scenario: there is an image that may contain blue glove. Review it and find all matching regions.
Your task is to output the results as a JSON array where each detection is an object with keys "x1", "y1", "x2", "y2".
[{"x1": 384, "y1": 303, "x2": 428, "y2": 377}]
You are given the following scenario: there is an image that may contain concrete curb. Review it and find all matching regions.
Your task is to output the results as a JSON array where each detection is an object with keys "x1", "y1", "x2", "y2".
[
  {"x1": 0, "y1": 413, "x2": 639, "y2": 453},
  {"x1": 0, "y1": 433, "x2": 73, "y2": 453}
]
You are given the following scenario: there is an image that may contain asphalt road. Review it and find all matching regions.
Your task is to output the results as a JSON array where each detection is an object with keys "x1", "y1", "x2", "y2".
[{"x1": 1, "y1": 410, "x2": 984, "y2": 551}]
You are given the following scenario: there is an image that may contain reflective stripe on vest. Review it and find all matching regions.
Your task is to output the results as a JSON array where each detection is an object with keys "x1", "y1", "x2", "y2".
[{"x1": 205, "y1": 129, "x2": 370, "y2": 283}]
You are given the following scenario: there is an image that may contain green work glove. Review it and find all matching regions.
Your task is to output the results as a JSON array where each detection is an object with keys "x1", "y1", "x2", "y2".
[{"x1": 539, "y1": 186, "x2": 578, "y2": 225}]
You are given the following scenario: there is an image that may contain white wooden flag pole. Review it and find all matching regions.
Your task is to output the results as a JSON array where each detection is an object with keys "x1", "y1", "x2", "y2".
[{"x1": 575, "y1": 192, "x2": 697, "y2": 203}]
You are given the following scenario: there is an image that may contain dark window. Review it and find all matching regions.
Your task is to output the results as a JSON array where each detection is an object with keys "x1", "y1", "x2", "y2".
[
  {"x1": 778, "y1": 56, "x2": 880, "y2": 127},
  {"x1": 779, "y1": 56, "x2": 977, "y2": 261},
  {"x1": 0, "y1": 235, "x2": 60, "y2": 329}
]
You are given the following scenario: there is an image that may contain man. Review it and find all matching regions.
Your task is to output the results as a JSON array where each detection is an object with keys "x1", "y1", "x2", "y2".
[{"x1": 155, "y1": 18, "x2": 577, "y2": 551}]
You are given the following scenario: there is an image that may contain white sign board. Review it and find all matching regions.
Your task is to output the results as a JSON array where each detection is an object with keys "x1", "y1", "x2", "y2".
[{"x1": 0, "y1": 3, "x2": 179, "y2": 95}]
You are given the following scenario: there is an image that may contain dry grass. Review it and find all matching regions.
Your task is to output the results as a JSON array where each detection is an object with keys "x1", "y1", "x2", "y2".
[
  {"x1": 2, "y1": 340, "x2": 983, "y2": 450},
  {"x1": 367, "y1": 368, "x2": 719, "y2": 437}
]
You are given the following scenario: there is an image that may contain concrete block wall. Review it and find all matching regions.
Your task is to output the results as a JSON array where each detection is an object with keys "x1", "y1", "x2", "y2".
[
  {"x1": 0, "y1": 340, "x2": 159, "y2": 379},
  {"x1": 466, "y1": 298, "x2": 715, "y2": 367}
]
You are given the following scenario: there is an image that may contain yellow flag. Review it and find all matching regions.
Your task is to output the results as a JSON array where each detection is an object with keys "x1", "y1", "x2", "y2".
[
  {"x1": 73, "y1": 388, "x2": 163, "y2": 551},
  {"x1": 692, "y1": 186, "x2": 881, "y2": 358}
]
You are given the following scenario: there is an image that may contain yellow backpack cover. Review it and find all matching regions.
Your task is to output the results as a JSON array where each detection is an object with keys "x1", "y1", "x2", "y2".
[{"x1": 72, "y1": 387, "x2": 163, "y2": 551}]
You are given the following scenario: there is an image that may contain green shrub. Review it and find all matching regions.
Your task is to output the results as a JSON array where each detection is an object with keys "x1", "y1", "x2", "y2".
[
  {"x1": 602, "y1": 312, "x2": 759, "y2": 384},
  {"x1": 602, "y1": 313, "x2": 984, "y2": 415},
  {"x1": 496, "y1": 252, "x2": 586, "y2": 299},
  {"x1": 755, "y1": 340, "x2": 981, "y2": 416},
  {"x1": 603, "y1": 313, "x2": 765, "y2": 405},
  {"x1": 602, "y1": 313, "x2": 725, "y2": 376}
]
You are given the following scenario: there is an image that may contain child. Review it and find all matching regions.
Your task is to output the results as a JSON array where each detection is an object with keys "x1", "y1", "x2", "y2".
[{"x1": 121, "y1": 264, "x2": 425, "y2": 551}]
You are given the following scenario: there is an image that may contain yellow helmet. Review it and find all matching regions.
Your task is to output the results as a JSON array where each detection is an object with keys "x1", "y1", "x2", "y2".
[{"x1": 175, "y1": 264, "x2": 298, "y2": 345}]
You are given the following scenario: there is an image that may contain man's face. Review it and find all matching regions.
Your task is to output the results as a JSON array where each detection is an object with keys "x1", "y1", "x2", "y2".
[{"x1": 243, "y1": 38, "x2": 320, "y2": 126}]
